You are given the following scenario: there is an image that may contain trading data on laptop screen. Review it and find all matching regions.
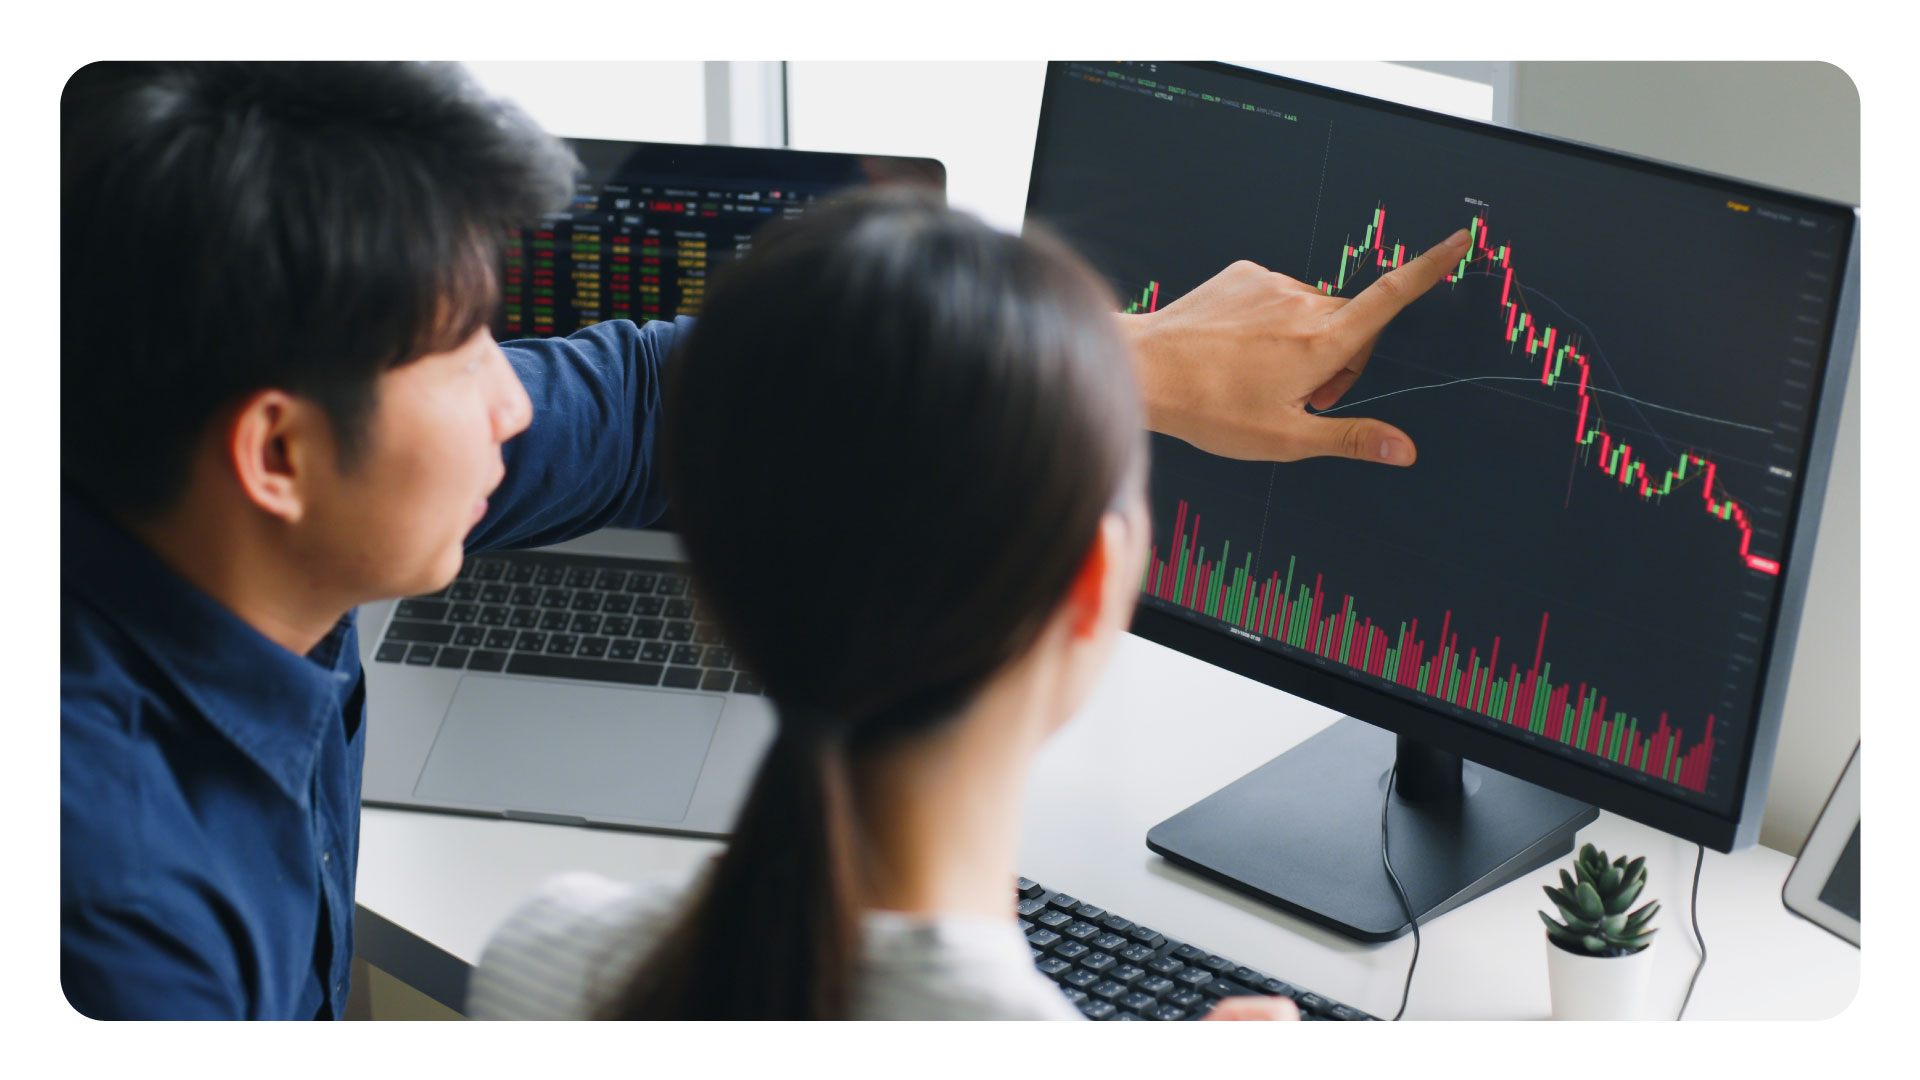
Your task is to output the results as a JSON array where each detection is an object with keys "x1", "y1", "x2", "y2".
[
  {"x1": 500, "y1": 140, "x2": 943, "y2": 339},
  {"x1": 1025, "y1": 62, "x2": 1854, "y2": 817}
]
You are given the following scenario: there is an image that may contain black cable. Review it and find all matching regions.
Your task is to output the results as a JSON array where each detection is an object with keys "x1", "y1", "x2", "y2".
[
  {"x1": 1379, "y1": 764, "x2": 1420, "y2": 1021},
  {"x1": 1678, "y1": 842, "x2": 1707, "y2": 1020}
]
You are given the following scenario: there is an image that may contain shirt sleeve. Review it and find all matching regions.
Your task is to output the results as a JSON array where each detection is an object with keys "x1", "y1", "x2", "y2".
[
  {"x1": 465, "y1": 317, "x2": 693, "y2": 553},
  {"x1": 63, "y1": 898, "x2": 248, "y2": 1019}
]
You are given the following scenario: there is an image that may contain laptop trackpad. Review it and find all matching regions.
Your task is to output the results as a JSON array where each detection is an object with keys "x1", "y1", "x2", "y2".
[{"x1": 413, "y1": 675, "x2": 723, "y2": 824}]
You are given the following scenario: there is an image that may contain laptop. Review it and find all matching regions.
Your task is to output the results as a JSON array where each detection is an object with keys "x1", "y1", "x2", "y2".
[{"x1": 358, "y1": 139, "x2": 946, "y2": 837}]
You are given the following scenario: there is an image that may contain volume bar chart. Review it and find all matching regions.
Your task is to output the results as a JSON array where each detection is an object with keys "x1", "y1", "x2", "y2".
[{"x1": 1142, "y1": 499, "x2": 1716, "y2": 792}]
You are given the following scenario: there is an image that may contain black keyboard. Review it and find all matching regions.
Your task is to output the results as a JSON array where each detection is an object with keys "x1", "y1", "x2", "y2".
[
  {"x1": 1016, "y1": 877, "x2": 1377, "y2": 1021},
  {"x1": 371, "y1": 551, "x2": 763, "y2": 695}
]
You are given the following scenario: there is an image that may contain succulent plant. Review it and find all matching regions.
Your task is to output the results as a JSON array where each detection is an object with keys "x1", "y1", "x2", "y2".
[{"x1": 1539, "y1": 843, "x2": 1659, "y2": 958}]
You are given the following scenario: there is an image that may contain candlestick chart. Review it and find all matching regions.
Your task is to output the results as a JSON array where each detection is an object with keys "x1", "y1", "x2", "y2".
[{"x1": 1034, "y1": 62, "x2": 1851, "y2": 814}]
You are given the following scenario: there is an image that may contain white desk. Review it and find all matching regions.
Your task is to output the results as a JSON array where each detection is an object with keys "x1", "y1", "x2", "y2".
[{"x1": 354, "y1": 633, "x2": 1858, "y2": 1019}]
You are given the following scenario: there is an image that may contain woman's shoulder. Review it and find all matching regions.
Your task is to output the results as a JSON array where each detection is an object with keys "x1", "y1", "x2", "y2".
[
  {"x1": 854, "y1": 912, "x2": 1085, "y2": 1021},
  {"x1": 466, "y1": 868, "x2": 699, "y2": 1020}
]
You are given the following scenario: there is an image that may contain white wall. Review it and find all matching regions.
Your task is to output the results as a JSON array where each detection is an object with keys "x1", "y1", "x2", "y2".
[
  {"x1": 1506, "y1": 62, "x2": 1861, "y2": 855},
  {"x1": 462, "y1": 62, "x2": 706, "y2": 145}
]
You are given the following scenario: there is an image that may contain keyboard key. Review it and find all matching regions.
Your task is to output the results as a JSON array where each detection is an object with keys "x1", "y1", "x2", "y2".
[
  {"x1": 1258, "y1": 977, "x2": 1295, "y2": 997},
  {"x1": 1200, "y1": 979, "x2": 1256, "y2": 999},
  {"x1": 1019, "y1": 919, "x2": 1033, "y2": 934},
  {"x1": 1118, "y1": 943, "x2": 1156, "y2": 963},
  {"x1": 1146, "y1": 956, "x2": 1185, "y2": 975},
  {"x1": 467, "y1": 650, "x2": 507, "y2": 673},
  {"x1": 1079, "y1": 1000, "x2": 1116, "y2": 1020},
  {"x1": 1109, "y1": 965, "x2": 1145, "y2": 985},
  {"x1": 1079, "y1": 952, "x2": 1116, "y2": 974},
  {"x1": 1295, "y1": 992, "x2": 1329, "y2": 1015},
  {"x1": 1108, "y1": 1011, "x2": 1144, "y2": 1021},
  {"x1": 1091, "y1": 932, "x2": 1128, "y2": 953},
  {"x1": 505, "y1": 562, "x2": 536, "y2": 583},
  {"x1": 594, "y1": 570, "x2": 627, "y2": 591},
  {"x1": 395, "y1": 599, "x2": 448, "y2": 620},
  {"x1": 601, "y1": 594, "x2": 633, "y2": 615},
  {"x1": 601, "y1": 615, "x2": 633, "y2": 636},
  {"x1": 1329, "y1": 1004, "x2": 1367, "y2": 1020},
  {"x1": 693, "y1": 623, "x2": 724, "y2": 645},
  {"x1": 656, "y1": 574, "x2": 688, "y2": 596},
  {"x1": 632, "y1": 618, "x2": 665, "y2": 639},
  {"x1": 479, "y1": 605, "x2": 510, "y2": 626},
  {"x1": 505, "y1": 653, "x2": 663, "y2": 686},
  {"x1": 571, "y1": 592, "x2": 604, "y2": 612},
  {"x1": 567, "y1": 613, "x2": 599, "y2": 634},
  {"x1": 664, "y1": 598, "x2": 695, "y2": 620},
  {"x1": 1052, "y1": 940, "x2": 1090, "y2": 961},
  {"x1": 1089, "y1": 980, "x2": 1127, "y2": 1002},
  {"x1": 384, "y1": 620, "x2": 454, "y2": 644},
  {"x1": 515, "y1": 632, "x2": 548, "y2": 651},
  {"x1": 1147, "y1": 1003, "x2": 1188, "y2": 1022},
  {"x1": 641, "y1": 642, "x2": 671, "y2": 663},
  {"x1": 1199, "y1": 954, "x2": 1234, "y2": 973},
  {"x1": 1017, "y1": 897, "x2": 1047, "y2": 917},
  {"x1": 510, "y1": 586, "x2": 540, "y2": 606},
  {"x1": 539, "y1": 588, "x2": 571, "y2": 608},
  {"x1": 539, "y1": 610, "x2": 571, "y2": 631},
  {"x1": 671, "y1": 644, "x2": 703, "y2": 666},
  {"x1": 472, "y1": 561, "x2": 505, "y2": 582},
  {"x1": 1128, "y1": 926, "x2": 1167, "y2": 949},
  {"x1": 577, "y1": 637, "x2": 610, "y2": 659},
  {"x1": 1062, "y1": 921, "x2": 1099, "y2": 941},
  {"x1": 625, "y1": 573, "x2": 658, "y2": 593},
  {"x1": 704, "y1": 647, "x2": 735, "y2": 669},
  {"x1": 508, "y1": 608, "x2": 539, "y2": 629},
  {"x1": 733, "y1": 672, "x2": 765, "y2": 695},
  {"x1": 662, "y1": 667, "x2": 703, "y2": 690},
  {"x1": 447, "y1": 603, "x2": 479, "y2": 624},
  {"x1": 453, "y1": 626, "x2": 486, "y2": 647},
  {"x1": 374, "y1": 642, "x2": 406, "y2": 663},
  {"x1": 1171, "y1": 944, "x2": 1205, "y2": 961},
  {"x1": 448, "y1": 582, "x2": 478, "y2": 601},
  {"x1": 566, "y1": 568, "x2": 597, "y2": 588},
  {"x1": 1036, "y1": 910, "x2": 1071, "y2": 929},
  {"x1": 609, "y1": 640, "x2": 640, "y2": 661},
  {"x1": 1028, "y1": 929, "x2": 1061, "y2": 949},
  {"x1": 1060, "y1": 988, "x2": 1089, "y2": 1006},
  {"x1": 1119, "y1": 990, "x2": 1156, "y2": 1012},
  {"x1": 1173, "y1": 969, "x2": 1214, "y2": 989},
  {"x1": 405, "y1": 644, "x2": 438, "y2": 665},
  {"x1": 435, "y1": 647, "x2": 470, "y2": 669},
  {"x1": 545, "y1": 635, "x2": 580, "y2": 655},
  {"x1": 1037, "y1": 957, "x2": 1071, "y2": 977},
  {"x1": 1074, "y1": 904, "x2": 1107, "y2": 922},
  {"x1": 664, "y1": 621, "x2": 694, "y2": 642},
  {"x1": 1138, "y1": 975, "x2": 1176, "y2": 997},
  {"x1": 1101, "y1": 916, "x2": 1134, "y2": 935},
  {"x1": 485, "y1": 629, "x2": 516, "y2": 649},
  {"x1": 480, "y1": 583, "x2": 510, "y2": 604},
  {"x1": 1167, "y1": 988, "x2": 1206, "y2": 1010},
  {"x1": 1045, "y1": 894, "x2": 1080, "y2": 911},
  {"x1": 1230, "y1": 966, "x2": 1265, "y2": 985},
  {"x1": 534, "y1": 565, "x2": 566, "y2": 586},
  {"x1": 1016, "y1": 878, "x2": 1043, "y2": 899},
  {"x1": 702, "y1": 669, "x2": 736, "y2": 693},
  {"x1": 632, "y1": 596, "x2": 665, "y2": 616}
]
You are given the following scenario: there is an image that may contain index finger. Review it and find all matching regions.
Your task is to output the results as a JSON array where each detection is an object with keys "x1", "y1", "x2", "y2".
[{"x1": 1330, "y1": 228, "x2": 1471, "y2": 348}]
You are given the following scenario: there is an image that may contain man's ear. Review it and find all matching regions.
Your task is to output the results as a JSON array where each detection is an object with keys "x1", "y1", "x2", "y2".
[
  {"x1": 226, "y1": 389, "x2": 323, "y2": 525},
  {"x1": 1063, "y1": 513, "x2": 1129, "y2": 640}
]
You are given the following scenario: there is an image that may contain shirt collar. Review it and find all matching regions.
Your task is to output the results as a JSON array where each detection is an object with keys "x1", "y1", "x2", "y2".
[{"x1": 62, "y1": 490, "x2": 358, "y2": 805}]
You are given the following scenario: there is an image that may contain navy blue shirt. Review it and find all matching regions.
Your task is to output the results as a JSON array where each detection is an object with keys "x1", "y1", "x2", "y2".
[{"x1": 61, "y1": 318, "x2": 687, "y2": 1019}]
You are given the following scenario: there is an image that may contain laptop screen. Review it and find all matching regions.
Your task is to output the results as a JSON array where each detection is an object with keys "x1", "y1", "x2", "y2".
[{"x1": 499, "y1": 138, "x2": 946, "y2": 340}]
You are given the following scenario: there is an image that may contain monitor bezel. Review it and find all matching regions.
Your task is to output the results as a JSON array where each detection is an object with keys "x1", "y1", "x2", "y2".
[
  {"x1": 556, "y1": 137, "x2": 947, "y2": 197},
  {"x1": 1025, "y1": 61, "x2": 1859, "y2": 852}
]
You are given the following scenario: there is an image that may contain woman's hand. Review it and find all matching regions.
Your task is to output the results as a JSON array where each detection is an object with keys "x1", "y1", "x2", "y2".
[
  {"x1": 1121, "y1": 229, "x2": 1470, "y2": 466},
  {"x1": 1199, "y1": 995, "x2": 1303, "y2": 1021}
]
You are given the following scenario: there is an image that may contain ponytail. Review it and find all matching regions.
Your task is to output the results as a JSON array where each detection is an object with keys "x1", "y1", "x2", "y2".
[{"x1": 606, "y1": 713, "x2": 865, "y2": 1019}]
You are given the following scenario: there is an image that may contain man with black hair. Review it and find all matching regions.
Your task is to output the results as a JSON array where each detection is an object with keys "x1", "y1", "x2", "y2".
[{"x1": 60, "y1": 61, "x2": 1462, "y2": 1019}]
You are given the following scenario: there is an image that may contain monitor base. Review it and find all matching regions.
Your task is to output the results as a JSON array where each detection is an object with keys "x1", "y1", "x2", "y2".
[{"x1": 1146, "y1": 717, "x2": 1598, "y2": 942}]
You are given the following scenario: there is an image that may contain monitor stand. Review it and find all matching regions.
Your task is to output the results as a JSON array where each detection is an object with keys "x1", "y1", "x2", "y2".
[{"x1": 1146, "y1": 718, "x2": 1598, "y2": 941}]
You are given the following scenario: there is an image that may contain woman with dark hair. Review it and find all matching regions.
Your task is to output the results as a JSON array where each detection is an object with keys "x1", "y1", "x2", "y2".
[{"x1": 465, "y1": 189, "x2": 1301, "y2": 1020}]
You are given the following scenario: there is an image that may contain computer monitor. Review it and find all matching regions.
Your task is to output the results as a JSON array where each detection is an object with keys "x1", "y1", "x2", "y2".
[
  {"x1": 498, "y1": 138, "x2": 945, "y2": 340},
  {"x1": 1024, "y1": 62, "x2": 1859, "y2": 940}
]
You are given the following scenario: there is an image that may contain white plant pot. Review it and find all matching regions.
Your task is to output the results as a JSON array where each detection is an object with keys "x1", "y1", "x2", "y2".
[{"x1": 1545, "y1": 936, "x2": 1656, "y2": 1020}]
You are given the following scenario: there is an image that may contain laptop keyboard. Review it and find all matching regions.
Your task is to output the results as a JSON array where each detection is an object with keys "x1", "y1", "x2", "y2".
[{"x1": 370, "y1": 551, "x2": 762, "y2": 695}]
